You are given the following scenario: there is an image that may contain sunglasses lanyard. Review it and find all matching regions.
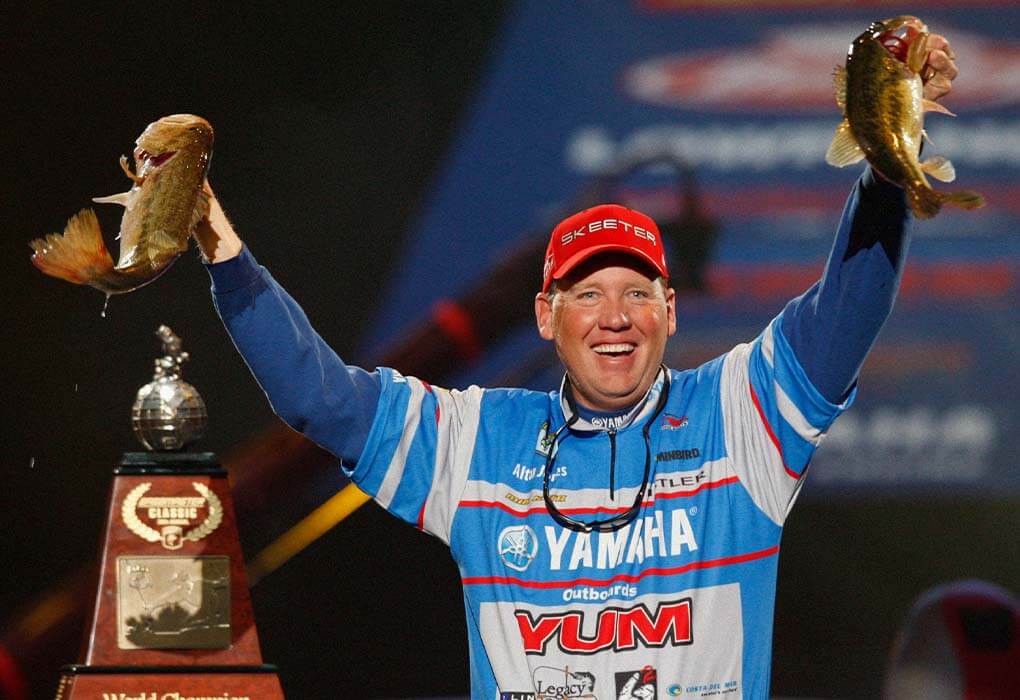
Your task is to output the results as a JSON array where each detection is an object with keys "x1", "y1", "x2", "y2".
[{"x1": 542, "y1": 368, "x2": 671, "y2": 534}]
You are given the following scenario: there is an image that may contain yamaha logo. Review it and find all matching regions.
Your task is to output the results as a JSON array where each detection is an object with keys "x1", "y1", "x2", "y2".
[{"x1": 498, "y1": 525, "x2": 539, "y2": 572}]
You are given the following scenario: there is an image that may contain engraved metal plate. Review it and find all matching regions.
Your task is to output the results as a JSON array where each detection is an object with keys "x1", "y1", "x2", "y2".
[{"x1": 117, "y1": 555, "x2": 231, "y2": 649}]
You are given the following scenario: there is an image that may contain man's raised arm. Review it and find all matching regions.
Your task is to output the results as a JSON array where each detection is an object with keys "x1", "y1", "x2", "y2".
[{"x1": 193, "y1": 183, "x2": 380, "y2": 465}]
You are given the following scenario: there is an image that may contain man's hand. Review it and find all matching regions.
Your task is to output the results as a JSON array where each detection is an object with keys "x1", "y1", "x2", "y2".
[
  {"x1": 922, "y1": 34, "x2": 958, "y2": 102},
  {"x1": 193, "y1": 180, "x2": 243, "y2": 263}
]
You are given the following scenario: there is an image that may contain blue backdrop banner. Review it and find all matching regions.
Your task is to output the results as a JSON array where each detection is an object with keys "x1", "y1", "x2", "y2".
[{"x1": 362, "y1": 1, "x2": 1020, "y2": 495}]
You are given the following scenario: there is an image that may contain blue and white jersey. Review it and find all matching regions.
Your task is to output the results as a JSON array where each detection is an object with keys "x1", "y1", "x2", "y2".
[
  {"x1": 346, "y1": 314, "x2": 851, "y2": 700},
  {"x1": 209, "y1": 169, "x2": 909, "y2": 700}
]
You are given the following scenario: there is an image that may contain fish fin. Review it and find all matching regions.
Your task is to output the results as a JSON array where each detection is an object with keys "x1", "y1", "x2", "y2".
[
  {"x1": 922, "y1": 99, "x2": 956, "y2": 117},
  {"x1": 920, "y1": 156, "x2": 956, "y2": 183},
  {"x1": 29, "y1": 208, "x2": 115, "y2": 285},
  {"x1": 944, "y1": 190, "x2": 985, "y2": 212},
  {"x1": 188, "y1": 187, "x2": 211, "y2": 233},
  {"x1": 119, "y1": 155, "x2": 143, "y2": 185},
  {"x1": 136, "y1": 228, "x2": 186, "y2": 271},
  {"x1": 92, "y1": 191, "x2": 131, "y2": 207},
  {"x1": 151, "y1": 228, "x2": 187, "y2": 255},
  {"x1": 908, "y1": 188, "x2": 985, "y2": 219},
  {"x1": 832, "y1": 66, "x2": 847, "y2": 110},
  {"x1": 825, "y1": 119, "x2": 865, "y2": 167},
  {"x1": 908, "y1": 32, "x2": 930, "y2": 74}
]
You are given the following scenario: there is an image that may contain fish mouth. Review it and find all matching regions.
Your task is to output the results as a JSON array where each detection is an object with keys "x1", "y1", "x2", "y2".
[
  {"x1": 135, "y1": 148, "x2": 178, "y2": 169},
  {"x1": 875, "y1": 16, "x2": 927, "y2": 64}
]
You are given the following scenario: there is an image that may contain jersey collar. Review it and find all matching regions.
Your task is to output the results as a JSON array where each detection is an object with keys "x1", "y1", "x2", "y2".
[{"x1": 557, "y1": 367, "x2": 667, "y2": 433}]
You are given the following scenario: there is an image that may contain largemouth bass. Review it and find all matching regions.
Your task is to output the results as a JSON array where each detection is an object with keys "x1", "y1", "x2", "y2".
[
  {"x1": 826, "y1": 16, "x2": 984, "y2": 219},
  {"x1": 30, "y1": 114, "x2": 213, "y2": 295}
]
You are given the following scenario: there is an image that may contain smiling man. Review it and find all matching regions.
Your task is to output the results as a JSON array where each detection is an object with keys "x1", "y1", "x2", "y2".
[
  {"x1": 195, "y1": 36, "x2": 959, "y2": 700},
  {"x1": 537, "y1": 205, "x2": 676, "y2": 414}
]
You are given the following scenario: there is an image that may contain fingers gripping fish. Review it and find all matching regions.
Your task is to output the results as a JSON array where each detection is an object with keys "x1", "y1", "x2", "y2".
[
  {"x1": 826, "y1": 16, "x2": 984, "y2": 219},
  {"x1": 29, "y1": 114, "x2": 213, "y2": 295}
]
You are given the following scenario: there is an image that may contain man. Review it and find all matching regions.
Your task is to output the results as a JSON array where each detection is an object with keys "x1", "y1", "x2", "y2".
[{"x1": 195, "y1": 37, "x2": 958, "y2": 700}]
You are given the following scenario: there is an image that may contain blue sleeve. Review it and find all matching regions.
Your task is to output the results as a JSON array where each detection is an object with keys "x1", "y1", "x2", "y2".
[
  {"x1": 205, "y1": 246, "x2": 380, "y2": 464},
  {"x1": 781, "y1": 168, "x2": 912, "y2": 403}
]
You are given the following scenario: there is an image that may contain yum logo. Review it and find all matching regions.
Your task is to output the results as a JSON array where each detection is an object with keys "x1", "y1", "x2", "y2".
[{"x1": 515, "y1": 598, "x2": 692, "y2": 655}]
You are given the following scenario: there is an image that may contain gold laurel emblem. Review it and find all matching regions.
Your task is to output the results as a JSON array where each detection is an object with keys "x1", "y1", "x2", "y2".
[
  {"x1": 121, "y1": 481, "x2": 223, "y2": 549},
  {"x1": 122, "y1": 483, "x2": 161, "y2": 542},
  {"x1": 186, "y1": 482, "x2": 222, "y2": 542}
]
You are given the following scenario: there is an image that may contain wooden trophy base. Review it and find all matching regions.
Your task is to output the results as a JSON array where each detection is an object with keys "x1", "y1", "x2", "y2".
[
  {"x1": 56, "y1": 664, "x2": 284, "y2": 699},
  {"x1": 57, "y1": 452, "x2": 285, "y2": 698}
]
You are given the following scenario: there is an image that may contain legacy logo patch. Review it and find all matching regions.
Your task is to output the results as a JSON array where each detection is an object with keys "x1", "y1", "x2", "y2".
[{"x1": 532, "y1": 666, "x2": 596, "y2": 699}]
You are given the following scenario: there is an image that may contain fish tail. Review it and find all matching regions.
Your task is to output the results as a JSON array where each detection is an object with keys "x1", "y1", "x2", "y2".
[
  {"x1": 941, "y1": 190, "x2": 986, "y2": 212},
  {"x1": 908, "y1": 188, "x2": 986, "y2": 220},
  {"x1": 29, "y1": 209, "x2": 115, "y2": 286}
]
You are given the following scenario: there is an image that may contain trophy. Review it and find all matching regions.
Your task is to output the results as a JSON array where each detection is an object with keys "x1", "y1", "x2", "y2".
[{"x1": 55, "y1": 326, "x2": 285, "y2": 698}]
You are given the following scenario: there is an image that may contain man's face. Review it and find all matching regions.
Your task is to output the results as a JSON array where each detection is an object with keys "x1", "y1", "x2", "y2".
[{"x1": 535, "y1": 254, "x2": 676, "y2": 412}]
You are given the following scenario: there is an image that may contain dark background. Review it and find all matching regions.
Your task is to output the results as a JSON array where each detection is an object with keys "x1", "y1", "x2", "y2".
[
  {"x1": 2, "y1": 4, "x2": 1017, "y2": 699},
  {"x1": 2, "y1": 4, "x2": 506, "y2": 698}
]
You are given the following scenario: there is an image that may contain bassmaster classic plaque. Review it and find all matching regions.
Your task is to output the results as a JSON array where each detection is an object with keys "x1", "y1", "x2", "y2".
[{"x1": 55, "y1": 327, "x2": 284, "y2": 699}]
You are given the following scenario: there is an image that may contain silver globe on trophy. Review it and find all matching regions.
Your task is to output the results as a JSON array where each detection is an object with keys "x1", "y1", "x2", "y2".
[{"x1": 131, "y1": 325, "x2": 208, "y2": 451}]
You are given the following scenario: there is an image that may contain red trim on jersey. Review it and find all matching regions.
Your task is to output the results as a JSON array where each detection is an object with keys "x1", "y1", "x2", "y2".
[
  {"x1": 462, "y1": 544, "x2": 780, "y2": 588},
  {"x1": 459, "y1": 476, "x2": 738, "y2": 517},
  {"x1": 417, "y1": 501, "x2": 427, "y2": 531},
  {"x1": 419, "y1": 380, "x2": 441, "y2": 423},
  {"x1": 655, "y1": 476, "x2": 739, "y2": 501},
  {"x1": 748, "y1": 382, "x2": 799, "y2": 479}
]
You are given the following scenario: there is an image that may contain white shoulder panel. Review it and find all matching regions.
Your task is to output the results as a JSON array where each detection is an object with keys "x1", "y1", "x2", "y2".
[
  {"x1": 421, "y1": 384, "x2": 485, "y2": 543},
  {"x1": 719, "y1": 341, "x2": 799, "y2": 526}
]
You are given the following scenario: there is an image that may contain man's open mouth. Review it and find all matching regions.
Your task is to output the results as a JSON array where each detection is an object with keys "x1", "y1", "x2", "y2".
[{"x1": 593, "y1": 343, "x2": 635, "y2": 357}]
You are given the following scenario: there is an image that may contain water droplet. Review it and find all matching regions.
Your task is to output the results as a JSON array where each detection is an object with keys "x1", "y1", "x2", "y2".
[
  {"x1": 101, "y1": 295, "x2": 110, "y2": 318},
  {"x1": 29, "y1": 457, "x2": 36, "y2": 469}
]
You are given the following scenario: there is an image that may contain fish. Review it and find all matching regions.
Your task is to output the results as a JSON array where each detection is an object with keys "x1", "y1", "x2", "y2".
[
  {"x1": 826, "y1": 16, "x2": 984, "y2": 219},
  {"x1": 29, "y1": 114, "x2": 214, "y2": 295}
]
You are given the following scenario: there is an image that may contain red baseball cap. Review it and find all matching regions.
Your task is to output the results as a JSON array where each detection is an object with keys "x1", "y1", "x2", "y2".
[{"x1": 542, "y1": 203, "x2": 669, "y2": 292}]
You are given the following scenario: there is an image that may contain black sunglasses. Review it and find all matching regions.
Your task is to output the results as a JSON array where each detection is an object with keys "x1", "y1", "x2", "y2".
[{"x1": 542, "y1": 371, "x2": 670, "y2": 533}]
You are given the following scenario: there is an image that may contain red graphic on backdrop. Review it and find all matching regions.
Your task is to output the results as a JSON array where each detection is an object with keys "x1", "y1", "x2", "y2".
[{"x1": 623, "y1": 24, "x2": 1020, "y2": 113}]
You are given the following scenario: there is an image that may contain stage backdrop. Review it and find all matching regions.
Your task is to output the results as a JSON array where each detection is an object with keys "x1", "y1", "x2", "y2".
[
  {"x1": 361, "y1": 0, "x2": 1019, "y2": 497},
  {"x1": 4, "y1": 3, "x2": 1017, "y2": 699}
]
